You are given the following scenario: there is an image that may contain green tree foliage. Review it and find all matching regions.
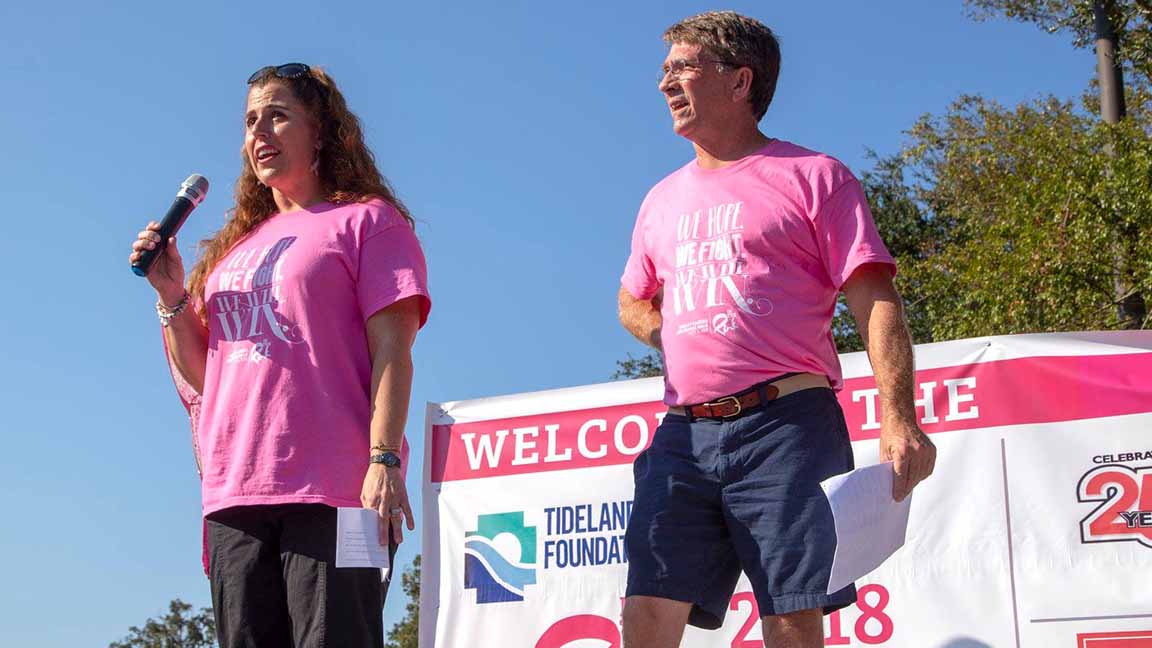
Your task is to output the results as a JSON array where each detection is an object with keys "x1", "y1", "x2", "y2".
[
  {"x1": 611, "y1": 352, "x2": 665, "y2": 379},
  {"x1": 385, "y1": 555, "x2": 421, "y2": 648},
  {"x1": 965, "y1": 0, "x2": 1152, "y2": 81},
  {"x1": 894, "y1": 85, "x2": 1152, "y2": 339},
  {"x1": 109, "y1": 599, "x2": 215, "y2": 648},
  {"x1": 831, "y1": 2, "x2": 1152, "y2": 350}
]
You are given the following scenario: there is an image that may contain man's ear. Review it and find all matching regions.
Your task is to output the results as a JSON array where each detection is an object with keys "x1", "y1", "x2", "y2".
[{"x1": 731, "y1": 67, "x2": 753, "y2": 102}]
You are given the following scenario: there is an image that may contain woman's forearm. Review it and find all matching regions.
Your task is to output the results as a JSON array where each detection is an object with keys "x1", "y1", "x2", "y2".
[
  {"x1": 365, "y1": 298, "x2": 421, "y2": 452},
  {"x1": 162, "y1": 306, "x2": 210, "y2": 394},
  {"x1": 368, "y1": 345, "x2": 414, "y2": 451}
]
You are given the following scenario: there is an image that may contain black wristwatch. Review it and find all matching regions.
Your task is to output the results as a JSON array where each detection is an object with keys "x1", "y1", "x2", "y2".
[{"x1": 370, "y1": 451, "x2": 403, "y2": 468}]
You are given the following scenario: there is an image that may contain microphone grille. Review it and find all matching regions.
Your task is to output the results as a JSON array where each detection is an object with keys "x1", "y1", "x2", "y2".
[{"x1": 179, "y1": 174, "x2": 210, "y2": 205}]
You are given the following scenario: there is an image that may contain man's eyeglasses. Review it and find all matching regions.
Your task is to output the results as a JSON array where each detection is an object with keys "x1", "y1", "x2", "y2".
[
  {"x1": 660, "y1": 58, "x2": 741, "y2": 83},
  {"x1": 247, "y1": 63, "x2": 311, "y2": 85}
]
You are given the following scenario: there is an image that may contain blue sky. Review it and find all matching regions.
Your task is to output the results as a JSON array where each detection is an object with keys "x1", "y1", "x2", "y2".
[{"x1": 0, "y1": 1, "x2": 1092, "y2": 645}]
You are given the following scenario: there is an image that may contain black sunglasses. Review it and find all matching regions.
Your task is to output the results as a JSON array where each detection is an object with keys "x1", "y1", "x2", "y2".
[{"x1": 247, "y1": 62, "x2": 311, "y2": 85}]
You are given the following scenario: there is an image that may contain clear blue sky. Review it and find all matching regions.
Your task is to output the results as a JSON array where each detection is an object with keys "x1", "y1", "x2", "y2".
[{"x1": 0, "y1": 1, "x2": 1092, "y2": 645}]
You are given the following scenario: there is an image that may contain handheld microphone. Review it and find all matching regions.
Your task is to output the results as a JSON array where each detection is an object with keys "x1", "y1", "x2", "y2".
[{"x1": 131, "y1": 174, "x2": 210, "y2": 277}]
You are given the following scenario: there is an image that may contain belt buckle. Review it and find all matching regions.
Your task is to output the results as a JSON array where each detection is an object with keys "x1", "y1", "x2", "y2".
[{"x1": 710, "y1": 395, "x2": 743, "y2": 418}]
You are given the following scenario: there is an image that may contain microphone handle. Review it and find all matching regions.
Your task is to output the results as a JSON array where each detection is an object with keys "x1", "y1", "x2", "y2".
[{"x1": 131, "y1": 195, "x2": 196, "y2": 277}]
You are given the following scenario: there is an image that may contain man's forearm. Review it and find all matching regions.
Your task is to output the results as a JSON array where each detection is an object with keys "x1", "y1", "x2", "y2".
[
  {"x1": 845, "y1": 266, "x2": 935, "y2": 499},
  {"x1": 618, "y1": 286, "x2": 663, "y2": 350},
  {"x1": 861, "y1": 297, "x2": 917, "y2": 426}
]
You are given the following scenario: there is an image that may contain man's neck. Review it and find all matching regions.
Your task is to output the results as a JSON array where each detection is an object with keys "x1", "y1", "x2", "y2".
[{"x1": 691, "y1": 126, "x2": 772, "y2": 170}]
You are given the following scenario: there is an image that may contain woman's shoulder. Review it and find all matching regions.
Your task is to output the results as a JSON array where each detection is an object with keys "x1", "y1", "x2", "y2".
[
  {"x1": 330, "y1": 197, "x2": 409, "y2": 235},
  {"x1": 360, "y1": 196, "x2": 404, "y2": 218}
]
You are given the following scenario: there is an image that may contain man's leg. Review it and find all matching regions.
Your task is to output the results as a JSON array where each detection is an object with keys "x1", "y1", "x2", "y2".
[
  {"x1": 622, "y1": 596, "x2": 691, "y2": 648},
  {"x1": 761, "y1": 608, "x2": 824, "y2": 648},
  {"x1": 624, "y1": 413, "x2": 741, "y2": 635},
  {"x1": 722, "y1": 390, "x2": 858, "y2": 646}
]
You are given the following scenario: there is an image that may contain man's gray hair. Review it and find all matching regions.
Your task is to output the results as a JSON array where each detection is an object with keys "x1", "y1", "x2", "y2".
[{"x1": 664, "y1": 11, "x2": 782, "y2": 120}]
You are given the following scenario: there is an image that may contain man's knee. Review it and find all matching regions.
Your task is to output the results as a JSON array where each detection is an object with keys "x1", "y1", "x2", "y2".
[
  {"x1": 621, "y1": 596, "x2": 691, "y2": 648},
  {"x1": 761, "y1": 608, "x2": 824, "y2": 648}
]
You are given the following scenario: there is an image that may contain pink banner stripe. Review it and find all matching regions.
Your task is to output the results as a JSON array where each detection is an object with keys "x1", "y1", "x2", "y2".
[
  {"x1": 838, "y1": 352, "x2": 1150, "y2": 441},
  {"x1": 430, "y1": 400, "x2": 668, "y2": 483},
  {"x1": 430, "y1": 353, "x2": 1151, "y2": 483}
]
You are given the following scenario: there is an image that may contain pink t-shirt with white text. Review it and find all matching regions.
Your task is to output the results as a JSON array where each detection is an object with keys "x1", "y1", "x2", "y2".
[
  {"x1": 622, "y1": 140, "x2": 894, "y2": 405},
  {"x1": 197, "y1": 199, "x2": 430, "y2": 515}
]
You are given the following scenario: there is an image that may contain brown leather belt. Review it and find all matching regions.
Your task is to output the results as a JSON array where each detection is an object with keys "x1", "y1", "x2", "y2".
[{"x1": 668, "y1": 373, "x2": 831, "y2": 419}]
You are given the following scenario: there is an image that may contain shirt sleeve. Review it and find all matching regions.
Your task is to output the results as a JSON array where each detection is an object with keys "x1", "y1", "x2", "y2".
[
  {"x1": 620, "y1": 204, "x2": 659, "y2": 300},
  {"x1": 356, "y1": 218, "x2": 432, "y2": 327},
  {"x1": 813, "y1": 178, "x2": 897, "y2": 289}
]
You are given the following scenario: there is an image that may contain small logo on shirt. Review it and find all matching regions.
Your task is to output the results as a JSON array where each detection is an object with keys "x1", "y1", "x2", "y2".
[{"x1": 711, "y1": 310, "x2": 739, "y2": 336}]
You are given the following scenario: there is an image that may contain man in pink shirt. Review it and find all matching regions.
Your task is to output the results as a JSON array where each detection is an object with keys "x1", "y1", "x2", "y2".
[{"x1": 619, "y1": 12, "x2": 936, "y2": 647}]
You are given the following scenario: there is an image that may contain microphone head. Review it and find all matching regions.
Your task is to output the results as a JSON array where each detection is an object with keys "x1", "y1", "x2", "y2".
[{"x1": 178, "y1": 174, "x2": 210, "y2": 205}]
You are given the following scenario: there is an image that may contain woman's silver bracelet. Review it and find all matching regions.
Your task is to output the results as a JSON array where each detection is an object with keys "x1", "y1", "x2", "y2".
[{"x1": 156, "y1": 292, "x2": 191, "y2": 327}]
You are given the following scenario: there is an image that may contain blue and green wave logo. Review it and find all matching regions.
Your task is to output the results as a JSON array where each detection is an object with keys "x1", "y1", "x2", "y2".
[{"x1": 464, "y1": 511, "x2": 537, "y2": 603}]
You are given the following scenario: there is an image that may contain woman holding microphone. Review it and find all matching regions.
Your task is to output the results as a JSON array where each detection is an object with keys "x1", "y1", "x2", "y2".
[{"x1": 128, "y1": 63, "x2": 430, "y2": 647}]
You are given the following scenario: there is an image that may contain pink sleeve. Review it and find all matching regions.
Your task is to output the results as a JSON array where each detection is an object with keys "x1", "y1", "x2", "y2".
[
  {"x1": 160, "y1": 329, "x2": 203, "y2": 475},
  {"x1": 160, "y1": 323, "x2": 209, "y2": 574},
  {"x1": 356, "y1": 221, "x2": 432, "y2": 327},
  {"x1": 813, "y1": 179, "x2": 896, "y2": 289},
  {"x1": 621, "y1": 206, "x2": 659, "y2": 300}
]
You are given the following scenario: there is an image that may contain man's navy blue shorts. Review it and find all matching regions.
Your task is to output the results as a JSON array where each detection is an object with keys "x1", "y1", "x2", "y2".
[{"x1": 625, "y1": 386, "x2": 857, "y2": 629}]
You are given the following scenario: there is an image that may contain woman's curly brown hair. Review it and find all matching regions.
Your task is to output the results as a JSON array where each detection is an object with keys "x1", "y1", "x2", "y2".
[{"x1": 186, "y1": 66, "x2": 412, "y2": 321}]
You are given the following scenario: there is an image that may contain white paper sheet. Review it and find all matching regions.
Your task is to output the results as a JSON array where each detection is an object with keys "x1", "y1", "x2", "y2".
[
  {"x1": 820, "y1": 461, "x2": 912, "y2": 594},
  {"x1": 335, "y1": 507, "x2": 391, "y2": 570}
]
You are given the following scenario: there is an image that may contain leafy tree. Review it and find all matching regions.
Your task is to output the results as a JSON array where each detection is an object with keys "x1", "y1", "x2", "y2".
[
  {"x1": 965, "y1": 0, "x2": 1152, "y2": 81},
  {"x1": 611, "y1": 352, "x2": 664, "y2": 379},
  {"x1": 829, "y1": 2, "x2": 1151, "y2": 347},
  {"x1": 384, "y1": 555, "x2": 421, "y2": 648},
  {"x1": 894, "y1": 85, "x2": 1152, "y2": 338},
  {"x1": 964, "y1": 0, "x2": 1151, "y2": 330},
  {"x1": 109, "y1": 599, "x2": 215, "y2": 648}
]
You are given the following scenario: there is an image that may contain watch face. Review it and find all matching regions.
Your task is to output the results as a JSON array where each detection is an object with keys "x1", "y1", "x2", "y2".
[{"x1": 382, "y1": 452, "x2": 402, "y2": 467}]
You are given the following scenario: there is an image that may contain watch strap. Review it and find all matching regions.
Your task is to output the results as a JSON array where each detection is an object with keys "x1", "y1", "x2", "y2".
[{"x1": 369, "y1": 451, "x2": 403, "y2": 468}]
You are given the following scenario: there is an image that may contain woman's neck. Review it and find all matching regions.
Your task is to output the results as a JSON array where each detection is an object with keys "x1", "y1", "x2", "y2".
[{"x1": 271, "y1": 179, "x2": 324, "y2": 213}]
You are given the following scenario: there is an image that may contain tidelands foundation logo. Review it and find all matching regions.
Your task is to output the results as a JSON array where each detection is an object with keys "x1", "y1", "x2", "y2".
[{"x1": 464, "y1": 511, "x2": 537, "y2": 603}]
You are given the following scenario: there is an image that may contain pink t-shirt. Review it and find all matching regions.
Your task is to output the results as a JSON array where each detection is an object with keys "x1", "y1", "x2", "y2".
[
  {"x1": 196, "y1": 198, "x2": 430, "y2": 516},
  {"x1": 622, "y1": 140, "x2": 894, "y2": 405}
]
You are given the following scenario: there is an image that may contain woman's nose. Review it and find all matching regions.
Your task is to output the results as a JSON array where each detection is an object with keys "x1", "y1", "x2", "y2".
[{"x1": 250, "y1": 114, "x2": 272, "y2": 137}]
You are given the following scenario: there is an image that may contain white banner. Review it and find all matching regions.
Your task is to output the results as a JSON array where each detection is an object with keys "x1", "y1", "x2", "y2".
[{"x1": 421, "y1": 332, "x2": 1152, "y2": 648}]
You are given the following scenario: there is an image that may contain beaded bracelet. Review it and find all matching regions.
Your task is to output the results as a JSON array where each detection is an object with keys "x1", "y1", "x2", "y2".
[{"x1": 156, "y1": 292, "x2": 191, "y2": 328}]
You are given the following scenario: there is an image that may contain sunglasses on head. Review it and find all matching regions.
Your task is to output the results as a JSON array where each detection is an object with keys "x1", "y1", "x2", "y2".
[{"x1": 247, "y1": 63, "x2": 311, "y2": 85}]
